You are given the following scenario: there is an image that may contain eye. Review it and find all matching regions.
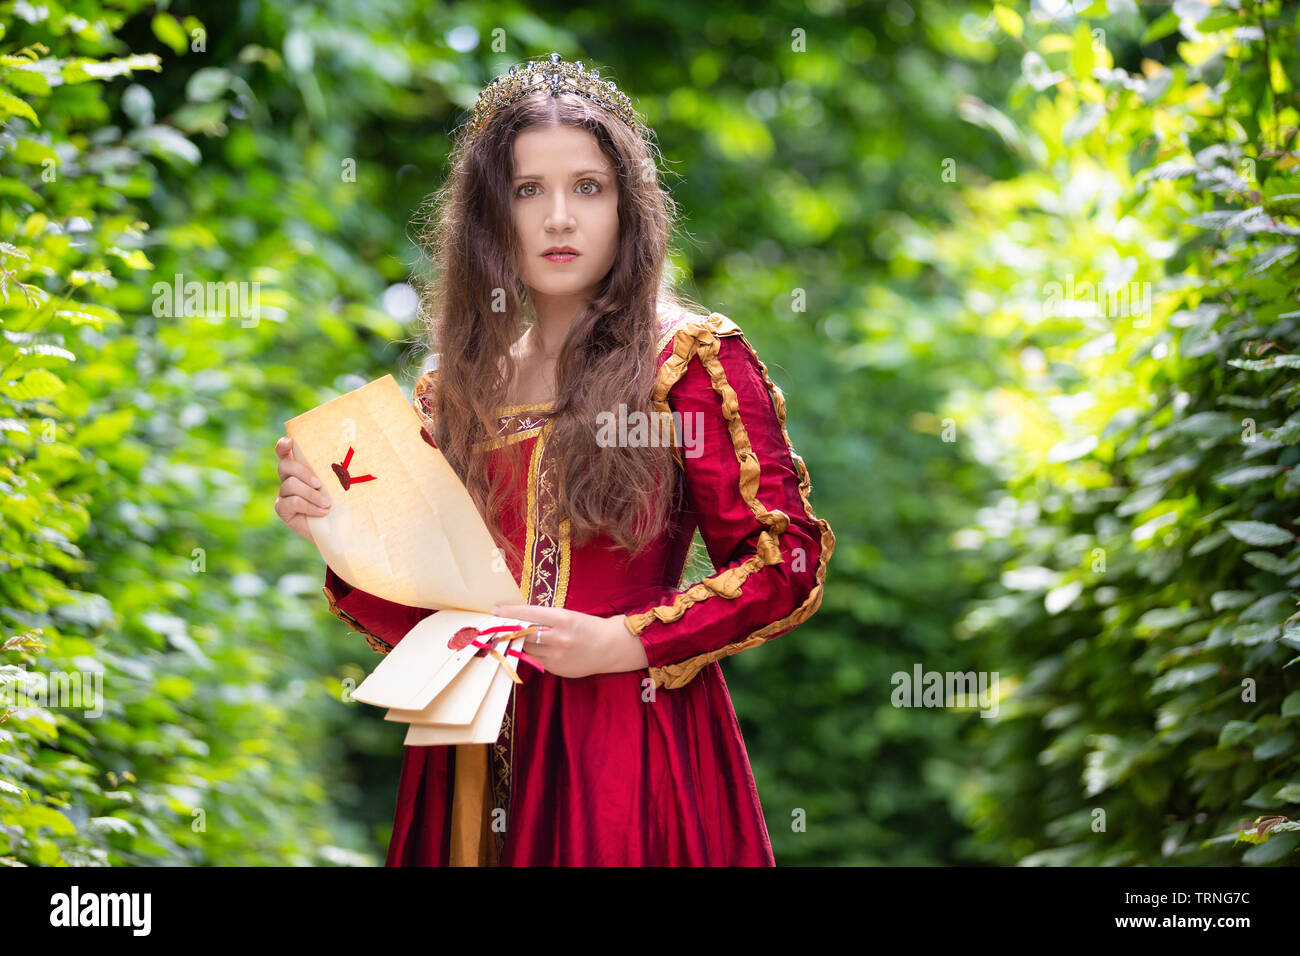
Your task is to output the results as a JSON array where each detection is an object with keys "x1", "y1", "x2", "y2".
[
  {"x1": 576, "y1": 179, "x2": 601, "y2": 195},
  {"x1": 516, "y1": 182, "x2": 540, "y2": 198}
]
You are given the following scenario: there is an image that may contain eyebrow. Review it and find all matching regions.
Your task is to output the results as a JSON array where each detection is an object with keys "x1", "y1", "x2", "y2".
[{"x1": 513, "y1": 169, "x2": 611, "y2": 180}]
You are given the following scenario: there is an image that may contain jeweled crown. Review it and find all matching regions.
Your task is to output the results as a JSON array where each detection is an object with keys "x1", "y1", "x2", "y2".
[{"x1": 467, "y1": 52, "x2": 644, "y2": 139}]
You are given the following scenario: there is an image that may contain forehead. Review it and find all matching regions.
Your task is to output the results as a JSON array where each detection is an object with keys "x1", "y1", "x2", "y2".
[{"x1": 512, "y1": 124, "x2": 611, "y2": 173}]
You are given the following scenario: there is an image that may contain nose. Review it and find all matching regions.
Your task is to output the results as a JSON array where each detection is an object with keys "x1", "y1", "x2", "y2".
[{"x1": 545, "y1": 192, "x2": 575, "y2": 232}]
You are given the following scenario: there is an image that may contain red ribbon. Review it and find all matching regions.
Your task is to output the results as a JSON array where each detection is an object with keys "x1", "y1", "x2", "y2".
[
  {"x1": 332, "y1": 446, "x2": 376, "y2": 490},
  {"x1": 447, "y1": 624, "x2": 546, "y2": 682},
  {"x1": 477, "y1": 625, "x2": 546, "y2": 675}
]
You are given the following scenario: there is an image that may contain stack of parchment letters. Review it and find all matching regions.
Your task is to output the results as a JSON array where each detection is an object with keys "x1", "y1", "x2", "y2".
[{"x1": 285, "y1": 375, "x2": 540, "y2": 745}]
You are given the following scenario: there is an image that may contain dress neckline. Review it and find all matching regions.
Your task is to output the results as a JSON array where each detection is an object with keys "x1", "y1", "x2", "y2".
[{"x1": 494, "y1": 399, "x2": 556, "y2": 417}]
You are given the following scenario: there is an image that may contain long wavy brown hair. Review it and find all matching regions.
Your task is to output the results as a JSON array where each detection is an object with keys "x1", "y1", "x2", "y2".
[{"x1": 409, "y1": 85, "x2": 702, "y2": 574}]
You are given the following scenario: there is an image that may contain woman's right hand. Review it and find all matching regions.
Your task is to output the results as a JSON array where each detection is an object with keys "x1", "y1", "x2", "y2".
[{"x1": 274, "y1": 435, "x2": 331, "y2": 544}]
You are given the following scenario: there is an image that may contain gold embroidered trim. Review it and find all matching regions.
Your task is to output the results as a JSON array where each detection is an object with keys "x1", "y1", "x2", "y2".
[
  {"x1": 489, "y1": 696, "x2": 513, "y2": 864},
  {"x1": 416, "y1": 365, "x2": 554, "y2": 444},
  {"x1": 472, "y1": 420, "x2": 548, "y2": 454},
  {"x1": 521, "y1": 417, "x2": 571, "y2": 609},
  {"x1": 622, "y1": 312, "x2": 836, "y2": 690},
  {"x1": 495, "y1": 399, "x2": 555, "y2": 416},
  {"x1": 322, "y1": 583, "x2": 393, "y2": 655},
  {"x1": 488, "y1": 408, "x2": 570, "y2": 865}
]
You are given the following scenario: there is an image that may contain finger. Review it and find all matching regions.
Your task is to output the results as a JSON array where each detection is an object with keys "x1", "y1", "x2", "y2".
[
  {"x1": 491, "y1": 604, "x2": 560, "y2": 627},
  {"x1": 281, "y1": 475, "x2": 331, "y2": 509},
  {"x1": 279, "y1": 493, "x2": 331, "y2": 518},
  {"x1": 514, "y1": 638, "x2": 549, "y2": 669},
  {"x1": 274, "y1": 497, "x2": 304, "y2": 524},
  {"x1": 276, "y1": 436, "x2": 300, "y2": 465},
  {"x1": 278, "y1": 452, "x2": 322, "y2": 488}
]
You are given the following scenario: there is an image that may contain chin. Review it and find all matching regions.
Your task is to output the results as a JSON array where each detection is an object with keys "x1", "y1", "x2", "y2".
[{"x1": 528, "y1": 276, "x2": 597, "y2": 297}]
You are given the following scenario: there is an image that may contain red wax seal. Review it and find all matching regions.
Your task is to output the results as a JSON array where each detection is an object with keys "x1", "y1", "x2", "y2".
[
  {"x1": 448, "y1": 626, "x2": 479, "y2": 651},
  {"x1": 331, "y1": 445, "x2": 376, "y2": 491}
]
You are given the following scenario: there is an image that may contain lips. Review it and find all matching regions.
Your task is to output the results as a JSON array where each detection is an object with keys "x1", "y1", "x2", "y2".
[{"x1": 543, "y1": 247, "x2": 580, "y2": 262}]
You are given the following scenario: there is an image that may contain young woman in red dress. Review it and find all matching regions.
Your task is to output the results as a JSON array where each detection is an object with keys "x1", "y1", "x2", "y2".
[{"x1": 274, "y1": 54, "x2": 835, "y2": 866}]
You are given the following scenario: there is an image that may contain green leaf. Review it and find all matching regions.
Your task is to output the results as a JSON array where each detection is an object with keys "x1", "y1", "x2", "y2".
[
  {"x1": 1232, "y1": 356, "x2": 1300, "y2": 374},
  {"x1": 0, "y1": 68, "x2": 50, "y2": 96},
  {"x1": 1241, "y1": 830, "x2": 1300, "y2": 863},
  {"x1": 186, "y1": 67, "x2": 230, "y2": 103},
  {"x1": 1224, "y1": 521, "x2": 1294, "y2": 547},
  {"x1": 993, "y1": 5, "x2": 1023, "y2": 38},
  {"x1": 10, "y1": 137, "x2": 57, "y2": 165},
  {"x1": 1071, "y1": 22, "x2": 1095, "y2": 81},
  {"x1": 1254, "y1": 545, "x2": 1300, "y2": 577},
  {"x1": 1, "y1": 368, "x2": 65, "y2": 400},
  {"x1": 151, "y1": 13, "x2": 189, "y2": 55},
  {"x1": 1282, "y1": 690, "x2": 1300, "y2": 718},
  {"x1": 1272, "y1": 781, "x2": 1300, "y2": 802},
  {"x1": 1198, "y1": 10, "x2": 1242, "y2": 32},
  {"x1": 0, "y1": 88, "x2": 38, "y2": 125},
  {"x1": 956, "y1": 95, "x2": 1028, "y2": 159},
  {"x1": 1264, "y1": 416, "x2": 1300, "y2": 444},
  {"x1": 1141, "y1": 9, "x2": 1180, "y2": 44},
  {"x1": 55, "y1": 302, "x2": 120, "y2": 328},
  {"x1": 1252, "y1": 731, "x2": 1295, "y2": 760},
  {"x1": 1243, "y1": 782, "x2": 1284, "y2": 808},
  {"x1": 1262, "y1": 193, "x2": 1300, "y2": 217},
  {"x1": 5, "y1": 804, "x2": 75, "y2": 836},
  {"x1": 61, "y1": 54, "x2": 162, "y2": 84},
  {"x1": 1152, "y1": 663, "x2": 1219, "y2": 693},
  {"x1": 128, "y1": 124, "x2": 201, "y2": 168},
  {"x1": 1247, "y1": 245, "x2": 1297, "y2": 277},
  {"x1": 1211, "y1": 464, "x2": 1283, "y2": 486},
  {"x1": 1218, "y1": 720, "x2": 1256, "y2": 747}
]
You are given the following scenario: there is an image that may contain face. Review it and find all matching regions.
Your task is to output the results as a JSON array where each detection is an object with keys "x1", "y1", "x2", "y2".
[{"x1": 511, "y1": 122, "x2": 620, "y2": 304}]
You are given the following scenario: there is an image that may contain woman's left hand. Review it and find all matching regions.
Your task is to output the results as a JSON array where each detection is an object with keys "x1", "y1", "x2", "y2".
[{"x1": 491, "y1": 604, "x2": 649, "y2": 678}]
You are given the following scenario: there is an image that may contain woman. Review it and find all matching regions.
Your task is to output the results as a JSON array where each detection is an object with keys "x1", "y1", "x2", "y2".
[{"x1": 274, "y1": 54, "x2": 835, "y2": 865}]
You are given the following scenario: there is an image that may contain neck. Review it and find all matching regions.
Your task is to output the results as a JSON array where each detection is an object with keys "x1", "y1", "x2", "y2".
[{"x1": 526, "y1": 290, "x2": 590, "y2": 358}]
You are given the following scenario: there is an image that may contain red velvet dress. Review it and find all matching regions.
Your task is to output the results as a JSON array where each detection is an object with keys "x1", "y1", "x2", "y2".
[{"x1": 321, "y1": 310, "x2": 835, "y2": 865}]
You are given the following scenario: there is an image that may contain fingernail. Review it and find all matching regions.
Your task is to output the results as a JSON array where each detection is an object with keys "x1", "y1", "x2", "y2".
[{"x1": 312, "y1": 477, "x2": 321, "y2": 488}]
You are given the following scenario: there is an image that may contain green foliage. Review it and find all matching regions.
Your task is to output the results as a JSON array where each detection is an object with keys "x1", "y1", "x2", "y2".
[
  {"x1": 0, "y1": 0, "x2": 386, "y2": 866},
  {"x1": 1, "y1": 0, "x2": 1006, "y2": 866},
  {"x1": 932, "y1": 0, "x2": 1300, "y2": 864},
  {"x1": 25, "y1": 0, "x2": 1293, "y2": 870}
]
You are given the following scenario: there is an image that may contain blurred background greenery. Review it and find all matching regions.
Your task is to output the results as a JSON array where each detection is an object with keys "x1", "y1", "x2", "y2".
[{"x1": 2, "y1": 0, "x2": 1297, "y2": 866}]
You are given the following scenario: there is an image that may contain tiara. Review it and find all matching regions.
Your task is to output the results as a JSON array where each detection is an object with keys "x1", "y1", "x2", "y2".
[{"x1": 467, "y1": 52, "x2": 644, "y2": 139}]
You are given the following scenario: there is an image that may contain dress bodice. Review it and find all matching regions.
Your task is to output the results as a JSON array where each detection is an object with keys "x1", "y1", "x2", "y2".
[{"x1": 331, "y1": 308, "x2": 835, "y2": 691}]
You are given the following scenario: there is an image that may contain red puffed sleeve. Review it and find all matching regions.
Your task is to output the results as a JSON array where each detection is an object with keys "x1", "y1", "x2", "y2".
[
  {"x1": 321, "y1": 364, "x2": 441, "y2": 654},
  {"x1": 322, "y1": 564, "x2": 436, "y2": 653},
  {"x1": 621, "y1": 313, "x2": 836, "y2": 690}
]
